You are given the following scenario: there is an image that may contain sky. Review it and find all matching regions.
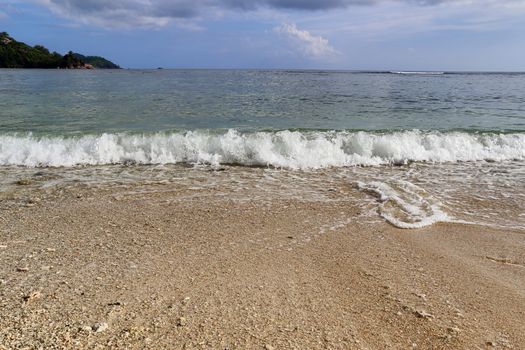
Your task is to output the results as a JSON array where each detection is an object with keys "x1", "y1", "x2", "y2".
[{"x1": 1, "y1": 0, "x2": 525, "y2": 70}]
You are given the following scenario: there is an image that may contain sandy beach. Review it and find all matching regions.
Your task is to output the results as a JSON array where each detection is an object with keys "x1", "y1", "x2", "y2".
[
  {"x1": 2, "y1": 14, "x2": 525, "y2": 349},
  {"x1": 1, "y1": 179, "x2": 524, "y2": 350}
]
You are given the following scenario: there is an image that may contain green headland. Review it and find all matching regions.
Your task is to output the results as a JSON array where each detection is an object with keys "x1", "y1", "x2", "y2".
[{"x1": 0, "y1": 32, "x2": 120, "y2": 69}]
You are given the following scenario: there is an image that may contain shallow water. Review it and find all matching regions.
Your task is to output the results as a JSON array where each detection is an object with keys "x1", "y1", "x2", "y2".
[
  {"x1": 1, "y1": 69, "x2": 524, "y2": 229},
  {"x1": 1, "y1": 69, "x2": 524, "y2": 133},
  {"x1": 2, "y1": 162, "x2": 523, "y2": 230}
]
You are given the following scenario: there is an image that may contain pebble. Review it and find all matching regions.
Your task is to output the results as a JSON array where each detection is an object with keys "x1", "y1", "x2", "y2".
[
  {"x1": 414, "y1": 293, "x2": 427, "y2": 301},
  {"x1": 176, "y1": 317, "x2": 187, "y2": 327},
  {"x1": 447, "y1": 326, "x2": 461, "y2": 334},
  {"x1": 107, "y1": 301, "x2": 124, "y2": 306},
  {"x1": 92, "y1": 322, "x2": 109, "y2": 333},
  {"x1": 16, "y1": 267, "x2": 29, "y2": 272},
  {"x1": 16, "y1": 179, "x2": 32, "y2": 185},
  {"x1": 265, "y1": 345, "x2": 275, "y2": 350},
  {"x1": 23, "y1": 291, "x2": 42, "y2": 303},
  {"x1": 414, "y1": 310, "x2": 434, "y2": 319}
]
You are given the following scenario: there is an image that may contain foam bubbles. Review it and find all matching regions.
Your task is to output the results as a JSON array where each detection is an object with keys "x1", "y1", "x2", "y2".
[
  {"x1": 0, "y1": 129, "x2": 523, "y2": 168},
  {"x1": 357, "y1": 180, "x2": 450, "y2": 229}
]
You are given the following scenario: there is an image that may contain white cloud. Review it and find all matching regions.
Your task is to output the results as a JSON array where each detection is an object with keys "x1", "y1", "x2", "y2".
[{"x1": 274, "y1": 23, "x2": 339, "y2": 60}]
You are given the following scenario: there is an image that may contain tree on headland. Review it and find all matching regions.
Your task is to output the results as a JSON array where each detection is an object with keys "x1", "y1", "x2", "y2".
[
  {"x1": 62, "y1": 51, "x2": 84, "y2": 69},
  {"x1": 72, "y1": 52, "x2": 120, "y2": 69},
  {"x1": 34, "y1": 45, "x2": 50, "y2": 54}
]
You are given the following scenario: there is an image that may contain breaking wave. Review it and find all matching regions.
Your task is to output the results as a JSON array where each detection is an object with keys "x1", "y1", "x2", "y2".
[{"x1": 0, "y1": 129, "x2": 524, "y2": 169}]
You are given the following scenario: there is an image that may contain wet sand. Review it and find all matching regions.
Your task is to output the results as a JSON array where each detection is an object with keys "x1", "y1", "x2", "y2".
[{"x1": 1, "y1": 184, "x2": 525, "y2": 349}]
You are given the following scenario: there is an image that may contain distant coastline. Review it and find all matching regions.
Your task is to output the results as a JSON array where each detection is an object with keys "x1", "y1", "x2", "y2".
[{"x1": 0, "y1": 32, "x2": 120, "y2": 69}]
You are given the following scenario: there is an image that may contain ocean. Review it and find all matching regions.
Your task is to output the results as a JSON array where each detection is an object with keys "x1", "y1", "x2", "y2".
[{"x1": 1, "y1": 69, "x2": 524, "y2": 229}]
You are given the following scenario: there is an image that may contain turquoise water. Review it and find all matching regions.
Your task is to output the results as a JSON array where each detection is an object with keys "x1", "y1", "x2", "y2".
[
  {"x1": 1, "y1": 69, "x2": 524, "y2": 169},
  {"x1": 1, "y1": 69, "x2": 524, "y2": 229},
  {"x1": 1, "y1": 69, "x2": 524, "y2": 134}
]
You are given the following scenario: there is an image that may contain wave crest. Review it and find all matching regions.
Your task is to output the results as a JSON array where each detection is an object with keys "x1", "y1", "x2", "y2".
[{"x1": 0, "y1": 129, "x2": 523, "y2": 168}]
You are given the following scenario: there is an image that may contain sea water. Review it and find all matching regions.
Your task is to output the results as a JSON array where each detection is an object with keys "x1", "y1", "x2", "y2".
[{"x1": 1, "y1": 69, "x2": 524, "y2": 229}]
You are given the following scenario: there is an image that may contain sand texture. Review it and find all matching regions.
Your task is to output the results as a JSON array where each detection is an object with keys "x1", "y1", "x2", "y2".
[{"x1": 1, "y1": 184, "x2": 525, "y2": 349}]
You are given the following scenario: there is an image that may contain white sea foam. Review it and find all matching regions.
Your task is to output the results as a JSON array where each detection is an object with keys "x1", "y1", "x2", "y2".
[
  {"x1": 390, "y1": 71, "x2": 445, "y2": 75},
  {"x1": 0, "y1": 130, "x2": 524, "y2": 168},
  {"x1": 357, "y1": 180, "x2": 450, "y2": 229}
]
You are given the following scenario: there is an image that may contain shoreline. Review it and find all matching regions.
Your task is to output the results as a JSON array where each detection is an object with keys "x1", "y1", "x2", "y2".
[{"x1": 1, "y1": 183, "x2": 524, "y2": 349}]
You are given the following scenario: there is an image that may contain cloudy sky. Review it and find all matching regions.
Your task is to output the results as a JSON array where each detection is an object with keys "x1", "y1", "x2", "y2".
[{"x1": 1, "y1": 0, "x2": 525, "y2": 70}]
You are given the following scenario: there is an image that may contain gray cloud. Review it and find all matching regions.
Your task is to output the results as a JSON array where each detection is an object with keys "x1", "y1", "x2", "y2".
[
  {"x1": 35, "y1": 0, "x2": 481, "y2": 27},
  {"x1": 219, "y1": 0, "x2": 457, "y2": 11},
  {"x1": 226, "y1": 0, "x2": 374, "y2": 10}
]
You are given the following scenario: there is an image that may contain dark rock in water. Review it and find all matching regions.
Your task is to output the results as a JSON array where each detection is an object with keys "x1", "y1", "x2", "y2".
[
  {"x1": 392, "y1": 159, "x2": 409, "y2": 166},
  {"x1": 122, "y1": 159, "x2": 137, "y2": 166}
]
